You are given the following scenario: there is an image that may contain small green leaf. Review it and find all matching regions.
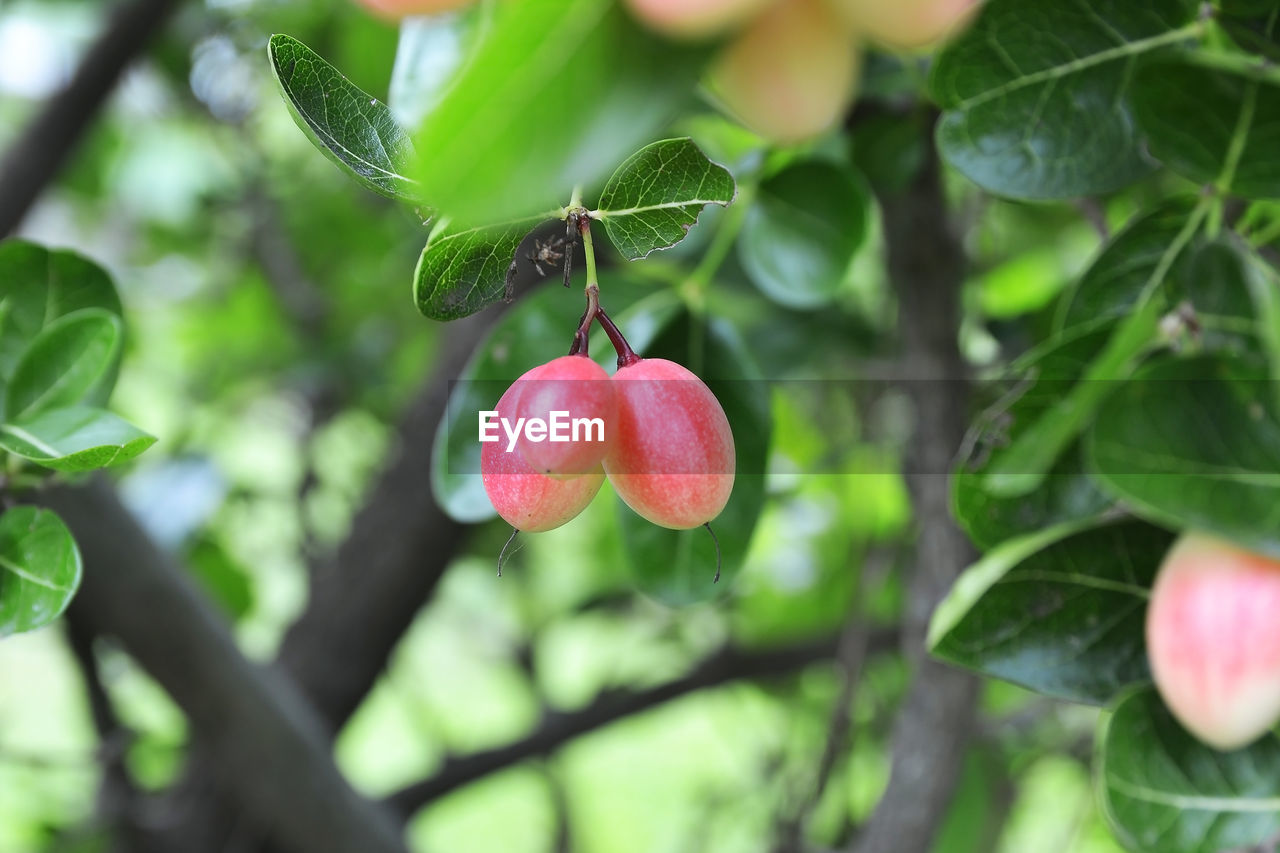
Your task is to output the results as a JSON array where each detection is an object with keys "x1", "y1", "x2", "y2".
[
  {"x1": 931, "y1": 0, "x2": 1199, "y2": 199},
  {"x1": 0, "y1": 406, "x2": 156, "y2": 472},
  {"x1": 5, "y1": 309, "x2": 122, "y2": 423},
  {"x1": 0, "y1": 240, "x2": 122, "y2": 381},
  {"x1": 594, "y1": 138, "x2": 736, "y2": 261},
  {"x1": 929, "y1": 518, "x2": 1171, "y2": 705},
  {"x1": 614, "y1": 311, "x2": 771, "y2": 605},
  {"x1": 268, "y1": 34, "x2": 421, "y2": 202},
  {"x1": 412, "y1": 0, "x2": 707, "y2": 224},
  {"x1": 413, "y1": 217, "x2": 549, "y2": 321},
  {"x1": 0, "y1": 507, "x2": 82, "y2": 636},
  {"x1": 1098, "y1": 687, "x2": 1280, "y2": 853},
  {"x1": 736, "y1": 160, "x2": 869, "y2": 310},
  {"x1": 1133, "y1": 58, "x2": 1280, "y2": 198},
  {"x1": 1087, "y1": 353, "x2": 1280, "y2": 558}
]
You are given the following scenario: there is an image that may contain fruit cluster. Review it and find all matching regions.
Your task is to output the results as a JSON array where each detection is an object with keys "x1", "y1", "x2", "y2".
[
  {"x1": 630, "y1": 0, "x2": 981, "y2": 142},
  {"x1": 351, "y1": 0, "x2": 980, "y2": 144},
  {"x1": 1146, "y1": 532, "x2": 1280, "y2": 750},
  {"x1": 481, "y1": 288, "x2": 735, "y2": 571}
]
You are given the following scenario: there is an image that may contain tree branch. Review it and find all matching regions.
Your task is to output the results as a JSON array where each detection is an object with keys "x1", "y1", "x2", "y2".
[
  {"x1": 39, "y1": 479, "x2": 408, "y2": 853},
  {"x1": 386, "y1": 627, "x2": 901, "y2": 818},
  {"x1": 849, "y1": 132, "x2": 980, "y2": 853},
  {"x1": 0, "y1": 0, "x2": 180, "y2": 237}
]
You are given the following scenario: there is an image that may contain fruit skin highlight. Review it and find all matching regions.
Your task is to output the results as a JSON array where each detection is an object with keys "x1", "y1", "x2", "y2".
[
  {"x1": 710, "y1": 0, "x2": 860, "y2": 143},
  {"x1": 624, "y1": 0, "x2": 776, "y2": 38},
  {"x1": 832, "y1": 0, "x2": 980, "y2": 49},
  {"x1": 1146, "y1": 531, "x2": 1280, "y2": 750},
  {"x1": 603, "y1": 358, "x2": 735, "y2": 530},
  {"x1": 513, "y1": 354, "x2": 616, "y2": 478},
  {"x1": 482, "y1": 371, "x2": 603, "y2": 533}
]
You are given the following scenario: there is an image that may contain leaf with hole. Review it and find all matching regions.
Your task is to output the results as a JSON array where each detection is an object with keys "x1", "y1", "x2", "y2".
[
  {"x1": 594, "y1": 138, "x2": 736, "y2": 261},
  {"x1": 0, "y1": 507, "x2": 82, "y2": 637},
  {"x1": 5, "y1": 309, "x2": 122, "y2": 423},
  {"x1": 929, "y1": 518, "x2": 1171, "y2": 704},
  {"x1": 268, "y1": 34, "x2": 421, "y2": 202},
  {"x1": 0, "y1": 406, "x2": 156, "y2": 472},
  {"x1": 930, "y1": 0, "x2": 1198, "y2": 199},
  {"x1": 1097, "y1": 687, "x2": 1280, "y2": 853}
]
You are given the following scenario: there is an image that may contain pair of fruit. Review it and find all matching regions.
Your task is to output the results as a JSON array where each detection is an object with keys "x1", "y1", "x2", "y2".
[
  {"x1": 1146, "y1": 532, "x2": 1280, "y2": 750},
  {"x1": 629, "y1": 0, "x2": 982, "y2": 142},
  {"x1": 481, "y1": 351, "x2": 736, "y2": 536}
]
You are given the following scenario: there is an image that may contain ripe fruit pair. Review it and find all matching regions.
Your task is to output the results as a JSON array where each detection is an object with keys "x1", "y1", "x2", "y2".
[
  {"x1": 481, "y1": 348, "x2": 735, "y2": 538},
  {"x1": 1146, "y1": 532, "x2": 1280, "y2": 750}
]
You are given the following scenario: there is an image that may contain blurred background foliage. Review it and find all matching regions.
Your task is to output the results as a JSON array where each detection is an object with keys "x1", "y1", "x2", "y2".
[{"x1": 0, "y1": 1, "x2": 1144, "y2": 851}]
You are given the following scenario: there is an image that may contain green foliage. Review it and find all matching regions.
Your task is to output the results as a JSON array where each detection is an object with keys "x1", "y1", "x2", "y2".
[
  {"x1": 1097, "y1": 688, "x2": 1280, "y2": 853},
  {"x1": 410, "y1": 0, "x2": 707, "y2": 225},
  {"x1": 737, "y1": 160, "x2": 870, "y2": 309},
  {"x1": 268, "y1": 34, "x2": 421, "y2": 202},
  {"x1": 595, "y1": 138, "x2": 736, "y2": 261},
  {"x1": 0, "y1": 507, "x2": 81, "y2": 637},
  {"x1": 932, "y1": 0, "x2": 1199, "y2": 200},
  {"x1": 0, "y1": 239, "x2": 154, "y2": 636},
  {"x1": 414, "y1": 217, "x2": 547, "y2": 321},
  {"x1": 929, "y1": 519, "x2": 1171, "y2": 705}
]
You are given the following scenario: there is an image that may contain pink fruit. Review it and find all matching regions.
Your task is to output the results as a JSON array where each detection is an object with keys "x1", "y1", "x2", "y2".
[
  {"x1": 832, "y1": 0, "x2": 980, "y2": 49},
  {"x1": 710, "y1": 0, "x2": 860, "y2": 143},
  {"x1": 353, "y1": 0, "x2": 473, "y2": 20},
  {"x1": 624, "y1": 0, "x2": 776, "y2": 38},
  {"x1": 603, "y1": 358, "x2": 735, "y2": 529},
  {"x1": 481, "y1": 373, "x2": 602, "y2": 532},
  {"x1": 1146, "y1": 532, "x2": 1280, "y2": 750},
  {"x1": 513, "y1": 355, "x2": 616, "y2": 478}
]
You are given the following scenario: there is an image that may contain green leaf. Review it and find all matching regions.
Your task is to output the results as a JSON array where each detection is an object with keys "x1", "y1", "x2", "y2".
[
  {"x1": 929, "y1": 518, "x2": 1171, "y2": 705},
  {"x1": 0, "y1": 406, "x2": 156, "y2": 472},
  {"x1": 387, "y1": 8, "x2": 488, "y2": 128},
  {"x1": 1133, "y1": 58, "x2": 1280, "y2": 198},
  {"x1": 5, "y1": 309, "x2": 122, "y2": 423},
  {"x1": 930, "y1": 0, "x2": 1199, "y2": 200},
  {"x1": 0, "y1": 507, "x2": 82, "y2": 637},
  {"x1": 0, "y1": 240, "x2": 122, "y2": 381},
  {"x1": 413, "y1": 217, "x2": 549, "y2": 321},
  {"x1": 984, "y1": 200, "x2": 1211, "y2": 497},
  {"x1": 736, "y1": 160, "x2": 869, "y2": 310},
  {"x1": 186, "y1": 537, "x2": 255, "y2": 622},
  {"x1": 1087, "y1": 353, "x2": 1280, "y2": 558},
  {"x1": 614, "y1": 311, "x2": 771, "y2": 605},
  {"x1": 267, "y1": 34, "x2": 421, "y2": 203},
  {"x1": 1098, "y1": 687, "x2": 1280, "y2": 853},
  {"x1": 594, "y1": 138, "x2": 736, "y2": 261},
  {"x1": 953, "y1": 323, "x2": 1116, "y2": 550},
  {"x1": 1218, "y1": 1, "x2": 1280, "y2": 61},
  {"x1": 412, "y1": 0, "x2": 706, "y2": 224}
]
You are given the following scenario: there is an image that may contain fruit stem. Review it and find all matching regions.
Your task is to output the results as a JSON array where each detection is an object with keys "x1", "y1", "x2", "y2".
[
  {"x1": 567, "y1": 282, "x2": 600, "y2": 357},
  {"x1": 595, "y1": 304, "x2": 640, "y2": 368},
  {"x1": 578, "y1": 209, "x2": 599, "y2": 293}
]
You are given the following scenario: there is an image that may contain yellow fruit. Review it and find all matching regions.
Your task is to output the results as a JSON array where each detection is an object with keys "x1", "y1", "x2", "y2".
[
  {"x1": 832, "y1": 0, "x2": 980, "y2": 49},
  {"x1": 624, "y1": 0, "x2": 777, "y2": 38},
  {"x1": 711, "y1": 0, "x2": 859, "y2": 143}
]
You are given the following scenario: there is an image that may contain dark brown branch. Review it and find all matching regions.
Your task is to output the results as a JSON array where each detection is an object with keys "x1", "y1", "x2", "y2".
[
  {"x1": 39, "y1": 479, "x2": 407, "y2": 853},
  {"x1": 386, "y1": 628, "x2": 900, "y2": 818},
  {"x1": 274, "y1": 307, "x2": 493, "y2": 731},
  {"x1": 850, "y1": 133, "x2": 979, "y2": 853},
  {"x1": 0, "y1": 0, "x2": 180, "y2": 238}
]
